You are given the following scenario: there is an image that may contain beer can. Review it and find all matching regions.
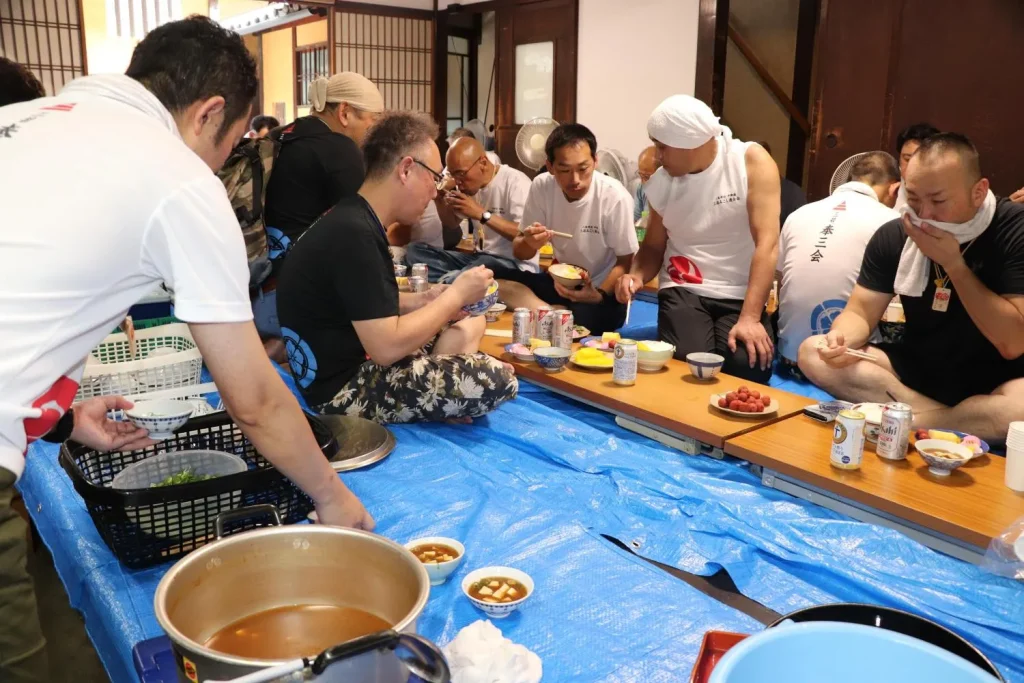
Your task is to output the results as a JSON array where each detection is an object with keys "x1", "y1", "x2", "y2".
[
  {"x1": 613, "y1": 339, "x2": 638, "y2": 386},
  {"x1": 512, "y1": 308, "x2": 534, "y2": 345},
  {"x1": 876, "y1": 402, "x2": 912, "y2": 461},
  {"x1": 411, "y1": 263, "x2": 428, "y2": 280},
  {"x1": 551, "y1": 309, "x2": 574, "y2": 350},
  {"x1": 831, "y1": 409, "x2": 866, "y2": 470},
  {"x1": 535, "y1": 305, "x2": 555, "y2": 341},
  {"x1": 393, "y1": 263, "x2": 408, "y2": 278},
  {"x1": 408, "y1": 275, "x2": 428, "y2": 293}
]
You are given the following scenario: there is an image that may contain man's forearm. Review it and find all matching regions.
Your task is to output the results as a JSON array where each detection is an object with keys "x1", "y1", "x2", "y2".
[
  {"x1": 434, "y1": 197, "x2": 462, "y2": 231},
  {"x1": 831, "y1": 311, "x2": 873, "y2": 349},
  {"x1": 513, "y1": 236, "x2": 539, "y2": 261},
  {"x1": 483, "y1": 215, "x2": 520, "y2": 243},
  {"x1": 630, "y1": 243, "x2": 663, "y2": 284},
  {"x1": 948, "y1": 260, "x2": 1024, "y2": 358},
  {"x1": 373, "y1": 290, "x2": 465, "y2": 365},
  {"x1": 740, "y1": 243, "x2": 777, "y2": 320},
  {"x1": 399, "y1": 291, "x2": 427, "y2": 314}
]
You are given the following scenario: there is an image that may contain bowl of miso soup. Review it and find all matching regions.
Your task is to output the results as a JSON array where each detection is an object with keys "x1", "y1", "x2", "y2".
[
  {"x1": 404, "y1": 536, "x2": 464, "y2": 586},
  {"x1": 461, "y1": 566, "x2": 534, "y2": 619}
]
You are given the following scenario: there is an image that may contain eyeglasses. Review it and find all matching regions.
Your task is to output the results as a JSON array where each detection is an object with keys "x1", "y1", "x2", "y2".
[{"x1": 412, "y1": 158, "x2": 445, "y2": 187}]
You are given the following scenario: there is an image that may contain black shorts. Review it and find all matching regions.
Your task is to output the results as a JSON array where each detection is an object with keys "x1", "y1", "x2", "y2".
[
  {"x1": 504, "y1": 270, "x2": 627, "y2": 335},
  {"x1": 876, "y1": 342, "x2": 1024, "y2": 406}
]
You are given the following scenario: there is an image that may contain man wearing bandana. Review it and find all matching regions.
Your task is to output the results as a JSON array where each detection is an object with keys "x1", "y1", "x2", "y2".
[
  {"x1": 616, "y1": 95, "x2": 781, "y2": 382},
  {"x1": 799, "y1": 133, "x2": 1024, "y2": 442}
]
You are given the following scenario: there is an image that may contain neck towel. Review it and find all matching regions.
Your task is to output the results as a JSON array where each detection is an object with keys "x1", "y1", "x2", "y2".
[{"x1": 894, "y1": 190, "x2": 996, "y2": 297}]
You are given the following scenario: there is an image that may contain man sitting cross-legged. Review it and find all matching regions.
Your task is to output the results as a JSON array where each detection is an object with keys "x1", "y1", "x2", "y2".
[
  {"x1": 277, "y1": 112, "x2": 518, "y2": 424},
  {"x1": 798, "y1": 133, "x2": 1024, "y2": 442}
]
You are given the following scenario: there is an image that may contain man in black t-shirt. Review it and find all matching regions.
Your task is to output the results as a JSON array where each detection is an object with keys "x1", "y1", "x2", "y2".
[
  {"x1": 799, "y1": 134, "x2": 1024, "y2": 442},
  {"x1": 276, "y1": 112, "x2": 518, "y2": 423}
]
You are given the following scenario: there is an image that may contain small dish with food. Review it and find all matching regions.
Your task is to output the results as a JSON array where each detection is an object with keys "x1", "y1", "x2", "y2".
[
  {"x1": 548, "y1": 263, "x2": 589, "y2": 290},
  {"x1": 462, "y1": 566, "x2": 534, "y2": 618},
  {"x1": 484, "y1": 302, "x2": 507, "y2": 323},
  {"x1": 405, "y1": 536, "x2": 465, "y2": 586},
  {"x1": 686, "y1": 352, "x2": 725, "y2": 381},
  {"x1": 533, "y1": 346, "x2": 571, "y2": 373},
  {"x1": 914, "y1": 439, "x2": 973, "y2": 476},
  {"x1": 504, "y1": 343, "x2": 535, "y2": 363},
  {"x1": 637, "y1": 341, "x2": 676, "y2": 372},
  {"x1": 125, "y1": 399, "x2": 195, "y2": 440},
  {"x1": 910, "y1": 429, "x2": 989, "y2": 458}
]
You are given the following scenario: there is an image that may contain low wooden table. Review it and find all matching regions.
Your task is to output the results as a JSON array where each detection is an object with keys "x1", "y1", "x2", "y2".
[
  {"x1": 482, "y1": 315, "x2": 810, "y2": 450},
  {"x1": 724, "y1": 414, "x2": 1024, "y2": 561}
]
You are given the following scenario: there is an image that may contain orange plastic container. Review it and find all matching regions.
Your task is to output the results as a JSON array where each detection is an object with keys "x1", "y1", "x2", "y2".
[{"x1": 689, "y1": 630, "x2": 750, "y2": 683}]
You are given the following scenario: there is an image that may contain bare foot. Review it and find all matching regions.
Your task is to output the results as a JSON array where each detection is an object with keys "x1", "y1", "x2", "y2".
[
  {"x1": 502, "y1": 361, "x2": 516, "y2": 375},
  {"x1": 446, "y1": 416, "x2": 474, "y2": 425}
]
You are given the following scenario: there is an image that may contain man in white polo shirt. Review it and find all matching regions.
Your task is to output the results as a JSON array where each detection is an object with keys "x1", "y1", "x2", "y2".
[
  {"x1": 0, "y1": 18, "x2": 371, "y2": 681},
  {"x1": 616, "y1": 95, "x2": 780, "y2": 382},
  {"x1": 406, "y1": 136, "x2": 535, "y2": 281},
  {"x1": 499, "y1": 123, "x2": 638, "y2": 334},
  {"x1": 777, "y1": 151, "x2": 901, "y2": 365}
]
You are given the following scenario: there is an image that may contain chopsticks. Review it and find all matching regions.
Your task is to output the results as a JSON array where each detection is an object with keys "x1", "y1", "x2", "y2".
[
  {"x1": 624, "y1": 280, "x2": 635, "y2": 327},
  {"x1": 816, "y1": 341, "x2": 877, "y2": 362},
  {"x1": 550, "y1": 231, "x2": 573, "y2": 239}
]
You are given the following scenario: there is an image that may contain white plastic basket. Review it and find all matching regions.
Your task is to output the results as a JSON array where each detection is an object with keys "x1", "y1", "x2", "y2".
[{"x1": 77, "y1": 323, "x2": 203, "y2": 402}]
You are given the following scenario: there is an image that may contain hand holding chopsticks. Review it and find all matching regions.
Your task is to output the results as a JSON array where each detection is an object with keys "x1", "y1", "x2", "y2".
[{"x1": 815, "y1": 340, "x2": 878, "y2": 362}]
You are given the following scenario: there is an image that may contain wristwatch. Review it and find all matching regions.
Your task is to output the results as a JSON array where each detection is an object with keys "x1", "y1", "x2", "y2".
[{"x1": 480, "y1": 210, "x2": 492, "y2": 225}]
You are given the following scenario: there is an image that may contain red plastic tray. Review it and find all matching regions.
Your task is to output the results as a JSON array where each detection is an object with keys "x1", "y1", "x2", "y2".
[{"x1": 689, "y1": 630, "x2": 749, "y2": 683}]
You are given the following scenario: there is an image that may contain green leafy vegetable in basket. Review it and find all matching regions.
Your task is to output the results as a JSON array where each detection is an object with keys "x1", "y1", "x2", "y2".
[{"x1": 151, "y1": 467, "x2": 215, "y2": 488}]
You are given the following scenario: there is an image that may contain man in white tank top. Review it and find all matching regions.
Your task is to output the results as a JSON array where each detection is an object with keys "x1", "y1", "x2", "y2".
[{"x1": 616, "y1": 95, "x2": 781, "y2": 382}]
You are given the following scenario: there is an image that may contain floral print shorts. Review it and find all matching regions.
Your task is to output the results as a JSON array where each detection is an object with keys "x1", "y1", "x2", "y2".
[{"x1": 317, "y1": 338, "x2": 518, "y2": 424}]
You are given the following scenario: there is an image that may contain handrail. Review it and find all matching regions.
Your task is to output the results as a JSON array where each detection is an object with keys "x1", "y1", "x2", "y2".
[{"x1": 727, "y1": 20, "x2": 810, "y2": 135}]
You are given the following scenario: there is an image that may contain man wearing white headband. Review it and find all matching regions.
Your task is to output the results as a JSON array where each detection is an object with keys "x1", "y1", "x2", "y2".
[
  {"x1": 616, "y1": 94, "x2": 781, "y2": 382},
  {"x1": 799, "y1": 133, "x2": 1024, "y2": 441}
]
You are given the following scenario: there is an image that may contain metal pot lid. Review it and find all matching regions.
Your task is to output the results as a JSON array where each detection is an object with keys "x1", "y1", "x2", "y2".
[{"x1": 316, "y1": 414, "x2": 396, "y2": 472}]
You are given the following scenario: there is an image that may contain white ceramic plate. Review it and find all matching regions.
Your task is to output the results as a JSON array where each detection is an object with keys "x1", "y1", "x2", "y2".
[{"x1": 709, "y1": 393, "x2": 779, "y2": 418}]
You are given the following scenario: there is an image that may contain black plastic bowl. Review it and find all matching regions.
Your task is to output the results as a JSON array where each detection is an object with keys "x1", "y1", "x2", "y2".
[{"x1": 767, "y1": 603, "x2": 1003, "y2": 680}]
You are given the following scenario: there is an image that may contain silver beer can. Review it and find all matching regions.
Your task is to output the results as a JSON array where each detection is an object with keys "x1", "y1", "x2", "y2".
[
  {"x1": 551, "y1": 309, "x2": 574, "y2": 350},
  {"x1": 411, "y1": 263, "x2": 428, "y2": 280},
  {"x1": 512, "y1": 308, "x2": 534, "y2": 345},
  {"x1": 831, "y1": 409, "x2": 866, "y2": 470},
  {"x1": 393, "y1": 263, "x2": 408, "y2": 278},
  {"x1": 535, "y1": 305, "x2": 555, "y2": 341},
  {"x1": 876, "y1": 402, "x2": 912, "y2": 460},
  {"x1": 613, "y1": 339, "x2": 638, "y2": 386},
  {"x1": 408, "y1": 275, "x2": 428, "y2": 293}
]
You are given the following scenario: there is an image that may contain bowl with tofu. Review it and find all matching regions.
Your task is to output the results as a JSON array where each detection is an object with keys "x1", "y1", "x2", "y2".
[
  {"x1": 405, "y1": 536, "x2": 465, "y2": 586},
  {"x1": 462, "y1": 566, "x2": 534, "y2": 618}
]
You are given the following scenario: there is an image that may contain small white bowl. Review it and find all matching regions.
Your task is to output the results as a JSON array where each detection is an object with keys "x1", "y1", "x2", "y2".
[
  {"x1": 914, "y1": 439, "x2": 972, "y2": 476},
  {"x1": 462, "y1": 566, "x2": 534, "y2": 619},
  {"x1": 484, "y1": 303, "x2": 507, "y2": 323},
  {"x1": 405, "y1": 536, "x2": 465, "y2": 586},
  {"x1": 125, "y1": 399, "x2": 194, "y2": 440},
  {"x1": 638, "y1": 341, "x2": 676, "y2": 372},
  {"x1": 686, "y1": 352, "x2": 724, "y2": 380},
  {"x1": 548, "y1": 263, "x2": 588, "y2": 290}
]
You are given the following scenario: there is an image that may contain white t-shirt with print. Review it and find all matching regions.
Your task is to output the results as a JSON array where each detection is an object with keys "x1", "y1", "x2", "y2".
[
  {"x1": 0, "y1": 74, "x2": 251, "y2": 479},
  {"x1": 470, "y1": 164, "x2": 537, "y2": 271},
  {"x1": 520, "y1": 171, "x2": 638, "y2": 286},
  {"x1": 777, "y1": 182, "x2": 898, "y2": 361}
]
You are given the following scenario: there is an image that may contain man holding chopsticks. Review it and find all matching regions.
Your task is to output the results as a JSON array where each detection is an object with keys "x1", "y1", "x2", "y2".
[{"x1": 498, "y1": 123, "x2": 638, "y2": 334}]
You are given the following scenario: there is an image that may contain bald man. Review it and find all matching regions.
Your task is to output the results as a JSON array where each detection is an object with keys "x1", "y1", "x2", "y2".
[
  {"x1": 406, "y1": 137, "x2": 534, "y2": 282},
  {"x1": 634, "y1": 145, "x2": 661, "y2": 223},
  {"x1": 799, "y1": 133, "x2": 1024, "y2": 441}
]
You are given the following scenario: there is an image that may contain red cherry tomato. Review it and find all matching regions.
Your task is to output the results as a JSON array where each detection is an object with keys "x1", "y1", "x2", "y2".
[
  {"x1": 761, "y1": 394, "x2": 771, "y2": 406},
  {"x1": 750, "y1": 390, "x2": 760, "y2": 400},
  {"x1": 729, "y1": 400, "x2": 743, "y2": 411},
  {"x1": 738, "y1": 385, "x2": 750, "y2": 394},
  {"x1": 754, "y1": 400, "x2": 765, "y2": 412},
  {"x1": 718, "y1": 397, "x2": 728, "y2": 408}
]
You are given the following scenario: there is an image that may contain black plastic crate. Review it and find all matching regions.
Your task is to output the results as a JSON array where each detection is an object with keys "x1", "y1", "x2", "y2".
[{"x1": 60, "y1": 411, "x2": 337, "y2": 569}]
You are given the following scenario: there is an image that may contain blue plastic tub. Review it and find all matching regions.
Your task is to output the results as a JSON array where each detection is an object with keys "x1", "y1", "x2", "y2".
[{"x1": 710, "y1": 622, "x2": 1000, "y2": 683}]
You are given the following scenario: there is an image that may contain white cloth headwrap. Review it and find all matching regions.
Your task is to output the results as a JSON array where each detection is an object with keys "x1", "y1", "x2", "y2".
[
  {"x1": 647, "y1": 94, "x2": 729, "y2": 149},
  {"x1": 894, "y1": 190, "x2": 996, "y2": 297},
  {"x1": 308, "y1": 72, "x2": 384, "y2": 114}
]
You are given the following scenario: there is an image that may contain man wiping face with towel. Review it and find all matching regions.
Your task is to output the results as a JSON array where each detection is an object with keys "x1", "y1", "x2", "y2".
[
  {"x1": 616, "y1": 94, "x2": 781, "y2": 382},
  {"x1": 798, "y1": 133, "x2": 1024, "y2": 443}
]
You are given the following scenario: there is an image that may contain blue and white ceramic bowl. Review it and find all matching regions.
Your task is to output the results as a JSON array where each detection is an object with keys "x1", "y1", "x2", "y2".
[
  {"x1": 533, "y1": 346, "x2": 571, "y2": 372},
  {"x1": 686, "y1": 352, "x2": 725, "y2": 380},
  {"x1": 462, "y1": 282, "x2": 500, "y2": 317},
  {"x1": 914, "y1": 439, "x2": 972, "y2": 477},
  {"x1": 125, "y1": 399, "x2": 194, "y2": 440},
  {"x1": 462, "y1": 566, "x2": 534, "y2": 619}
]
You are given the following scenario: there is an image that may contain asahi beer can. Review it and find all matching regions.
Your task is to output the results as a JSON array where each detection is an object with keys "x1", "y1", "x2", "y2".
[
  {"x1": 613, "y1": 339, "x2": 638, "y2": 386},
  {"x1": 408, "y1": 275, "x2": 428, "y2": 293},
  {"x1": 512, "y1": 308, "x2": 534, "y2": 345},
  {"x1": 876, "y1": 402, "x2": 912, "y2": 461},
  {"x1": 551, "y1": 310, "x2": 574, "y2": 349},
  {"x1": 411, "y1": 263, "x2": 428, "y2": 280},
  {"x1": 393, "y1": 263, "x2": 408, "y2": 278},
  {"x1": 535, "y1": 305, "x2": 555, "y2": 341},
  {"x1": 831, "y1": 409, "x2": 866, "y2": 470}
]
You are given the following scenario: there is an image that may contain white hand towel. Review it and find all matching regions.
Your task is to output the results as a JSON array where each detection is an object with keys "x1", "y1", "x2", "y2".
[
  {"x1": 894, "y1": 190, "x2": 996, "y2": 297},
  {"x1": 443, "y1": 620, "x2": 542, "y2": 683}
]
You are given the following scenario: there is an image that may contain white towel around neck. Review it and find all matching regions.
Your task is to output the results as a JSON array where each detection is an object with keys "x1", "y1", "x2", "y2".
[{"x1": 894, "y1": 190, "x2": 997, "y2": 297}]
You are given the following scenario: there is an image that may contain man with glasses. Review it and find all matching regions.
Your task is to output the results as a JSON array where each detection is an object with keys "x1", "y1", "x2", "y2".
[
  {"x1": 406, "y1": 136, "x2": 535, "y2": 282},
  {"x1": 276, "y1": 112, "x2": 518, "y2": 424}
]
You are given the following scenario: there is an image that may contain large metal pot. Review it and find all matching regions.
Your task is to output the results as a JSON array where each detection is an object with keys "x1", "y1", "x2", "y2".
[{"x1": 154, "y1": 507, "x2": 446, "y2": 683}]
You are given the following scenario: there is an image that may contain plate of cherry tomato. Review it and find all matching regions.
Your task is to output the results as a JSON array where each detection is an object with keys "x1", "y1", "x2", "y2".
[{"x1": 710, "y1": 386, "x2": 779, "y2": 417}]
